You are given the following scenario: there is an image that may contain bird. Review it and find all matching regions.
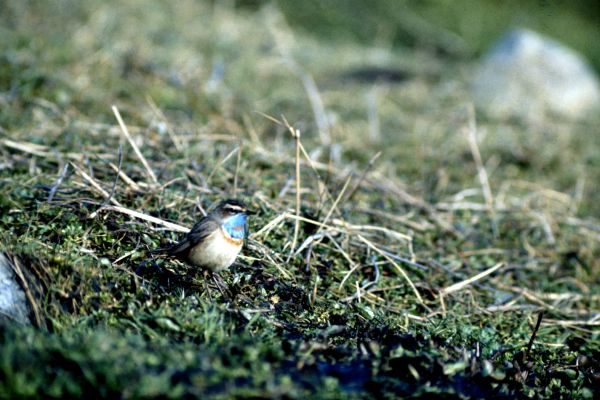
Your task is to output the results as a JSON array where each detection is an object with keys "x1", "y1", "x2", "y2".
[{"x1": 166, "y1": 199, "x2": 255, "y2": 272}]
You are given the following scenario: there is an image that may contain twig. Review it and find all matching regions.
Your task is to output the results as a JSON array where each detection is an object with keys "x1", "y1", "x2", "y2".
[
  {"x1": 112, "y1": 105, "x2": 158, "y2": 184},
  {"x1": 344, "y1": 256, "x2": 382, "y2": 303}
]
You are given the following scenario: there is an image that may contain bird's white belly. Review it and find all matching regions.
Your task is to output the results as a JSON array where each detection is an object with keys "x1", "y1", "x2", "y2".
[{"x1": 187, "y1": 230, "x2": 242, "y2": 272}]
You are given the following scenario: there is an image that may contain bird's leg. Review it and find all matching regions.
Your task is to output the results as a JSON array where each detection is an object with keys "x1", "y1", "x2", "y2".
[
  {"x1": 202, "y1": 270, "x2": 213, "y2": 302},
  {"x1": 212, "y1": 272, "x2": 231, "y2": 299}
]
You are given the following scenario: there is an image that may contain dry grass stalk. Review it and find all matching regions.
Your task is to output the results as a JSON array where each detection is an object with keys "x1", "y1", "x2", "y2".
[
  {"x1": 146, "y1": 96, "x2": 184, "y2": 152},
  {"x1": 343, "y1": 222, "x2": 412, "y2": 243},
  {"x1": 47, "y1": 163, "x2": 70, "y2": 203},
  {"x1": 91, "y1": 204, "x2": 189, "y2": 233},
  {"x1": 108, "y1": 162, "x2": 141, "y2": 191},
  {"x1": 440, "y1": 262, "x2": 504, "y2": 296},
  {"x1": 284, "y1": 117, "x2": 302, "y2": 261},
  {"x1": 299, "y1": 72, "x2": 331, "y2": 146},
  {"x1": 542, "y1": 318, "x2": 600, "y2": 327},
  {"x1": 71, "y1": 162, "x2": 122, "y2": 207},
  {"x1": 317, "y1": 175, "x2": 352, "y2": 233},
  {"x1": 206, "y1": 146, "x2": 240, "y2": 183},
  {"x1": 464, "y1": 104, "x2": 494, "y2": 220},
  {"x1": 495, "y1": 284, "x2": 564, "y2": 314},
  {"x1": 250, "y1": 213, "x2": 287, "y2": 239},
  {"x1": 233, "y1": 143, "x2": 242, "y2": 196},
  {"x1": 6, "y1": 254, "x2": 43, "y2": 328},
  {"x1": 246, "y1": 240, "x2": 292, "y2": 279},
  {"x1": 345, "y1": 151, "x2": 381, "y2": 202},
  {"x1": 111, "y1": 105, "x2": 158, "y2": 185},
  {"x1": 2, "y1": 139, "x2": 115, "y2": 161},
  {"x1": 357, "y1": 234, "x2": 423, "y2": 304}
]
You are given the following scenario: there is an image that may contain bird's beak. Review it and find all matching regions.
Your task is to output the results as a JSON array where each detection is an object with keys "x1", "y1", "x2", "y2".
[{"x1": 245, "y1": 209, "x2": 257, "y2": 215}]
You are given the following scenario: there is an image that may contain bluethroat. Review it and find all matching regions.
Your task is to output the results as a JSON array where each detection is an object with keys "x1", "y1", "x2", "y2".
[{"x1": 167, "y1": 199, "x2": 254, "y2": 272}]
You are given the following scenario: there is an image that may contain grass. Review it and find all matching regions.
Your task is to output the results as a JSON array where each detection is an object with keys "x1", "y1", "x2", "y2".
[{"x1": 1, "y1": 1, "x2": 599, "y2": 398}]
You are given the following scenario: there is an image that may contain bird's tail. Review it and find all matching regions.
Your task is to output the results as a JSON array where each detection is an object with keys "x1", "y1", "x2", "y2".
[
  {"x1": 147, "y1": 245, "x2": 173, "y2": 256},
  {"x1": 148, "y1": 241, "x2": 190, "y2": 258}
]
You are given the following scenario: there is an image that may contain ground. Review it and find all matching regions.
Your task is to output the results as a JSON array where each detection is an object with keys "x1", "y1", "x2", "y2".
[{"x1": 1, "y1": 1, "x2": 599, "y2": 398}]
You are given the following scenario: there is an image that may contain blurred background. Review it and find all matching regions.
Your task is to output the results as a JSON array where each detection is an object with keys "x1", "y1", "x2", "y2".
[{"x1": 253, "y1": 0, "x2": 600, "y2": 67}]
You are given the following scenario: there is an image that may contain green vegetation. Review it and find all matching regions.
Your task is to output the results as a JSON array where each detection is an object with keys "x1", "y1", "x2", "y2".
[{"x1": 1, "y1": 1, "x2": 599, "y2": 398}]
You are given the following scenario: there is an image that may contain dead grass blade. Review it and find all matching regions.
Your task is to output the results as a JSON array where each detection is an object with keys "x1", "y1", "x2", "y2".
[
  {"x1": 440, "y1": 262, "x2": 504, "y2": 296},
  {"x1": 71, "y1": 162, "x2": 122, "y2": 207},
  {"x1": 91, "y1": 204, "x2": 189, "y2": 233},
  {"x1": 112, "y1": 105, "x2": 158, "y2": 185},
  {"x1": 283, "y1": 117, "x2": 302, "y2": 261},
  {"x1": 357, "y1": 234, "x2": 423, "y2": 304},
  {"x1": 6, "y1": 254, "x2": 44, "y2": 328}
]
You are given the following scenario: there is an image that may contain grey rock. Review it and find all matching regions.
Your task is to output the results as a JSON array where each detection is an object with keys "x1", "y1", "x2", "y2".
[
  {"x1": 0, "y1": 253, "x2": 31, "y2": 325},
  {"x1": 472, "y1": 28, "x2": 600, "y2": 120}
]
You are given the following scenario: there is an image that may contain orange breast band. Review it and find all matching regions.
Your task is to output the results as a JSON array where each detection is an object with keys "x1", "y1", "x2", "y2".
[{"x1": 221, "y1": 230, "x2": 243, "y2": 246}]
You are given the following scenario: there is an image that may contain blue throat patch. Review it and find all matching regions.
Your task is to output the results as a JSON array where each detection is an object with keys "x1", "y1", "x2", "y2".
[{"x1": 221, "y1": 213, "x2": 247, "y2": 239}]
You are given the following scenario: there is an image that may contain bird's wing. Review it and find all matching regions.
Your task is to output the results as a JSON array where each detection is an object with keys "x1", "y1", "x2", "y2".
[{"x1": 168, "y1": 216, "x2": 220, "y2": 257}]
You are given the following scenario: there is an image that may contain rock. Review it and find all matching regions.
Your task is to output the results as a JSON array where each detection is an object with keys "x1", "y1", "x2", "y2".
[
  {"x1": 472, "y1": 28, "x2": 600, "y2": 120},
  {"x1": 0, "y1": 253, "x2": 31, "y2": 325}
]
